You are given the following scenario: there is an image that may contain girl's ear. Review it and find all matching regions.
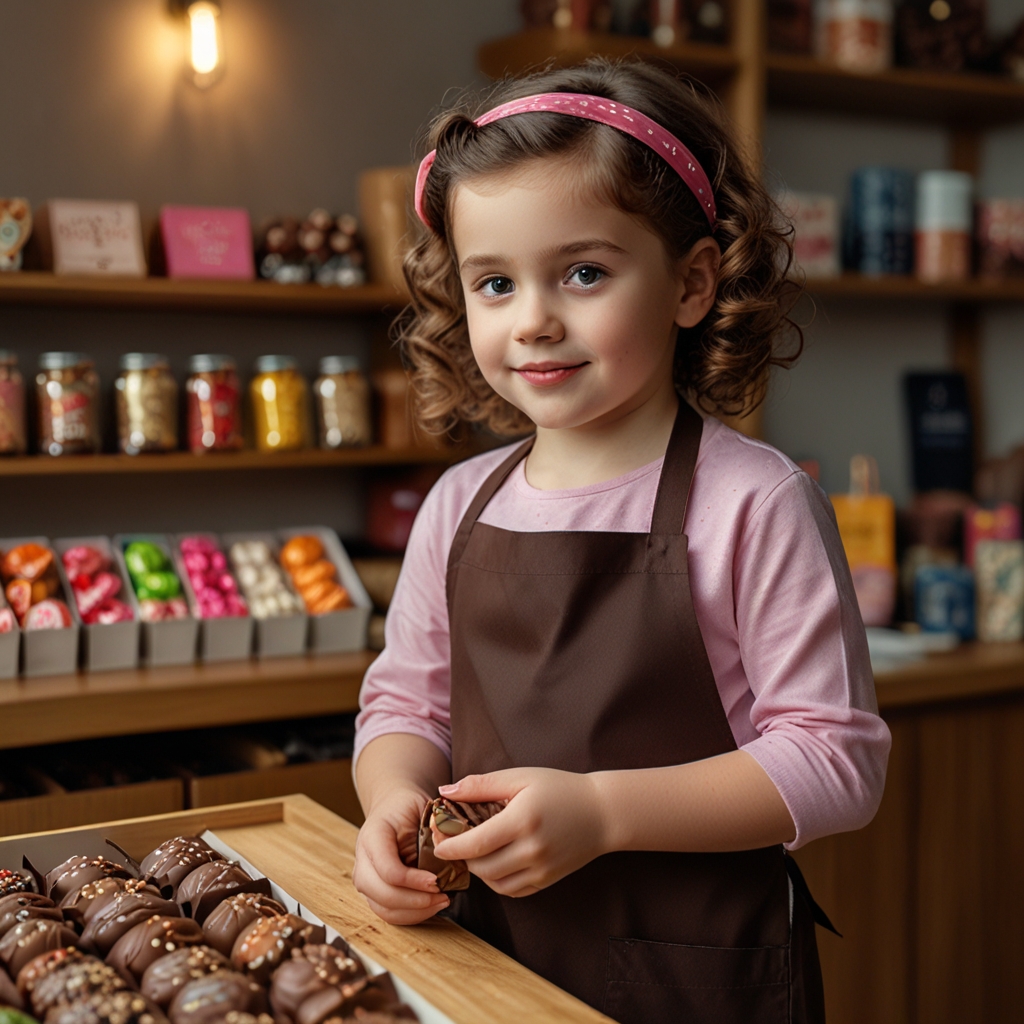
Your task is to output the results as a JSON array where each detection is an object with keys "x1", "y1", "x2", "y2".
[{"x1": 674, "y1": 237, "x2": 721, "y2": 329}]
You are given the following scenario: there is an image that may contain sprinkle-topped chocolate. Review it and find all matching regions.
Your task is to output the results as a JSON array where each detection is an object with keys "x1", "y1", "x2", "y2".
[
  {"x1": 12, "y1": 946, "x2": 88, "y2": 998},
  {"x1": 107, "y1": 916, "x2": 205, "y2": 985},
  {"x1": 0, "y1": 894, "x2": 62, "y2": 940},
  {"x1": 44, "y1": 859, "x2": 133, "y2": 904},
  {"x1": 0, "y1": 917, "x2": 80, "y2": 978},
  {"x1": 167, "y1": 971, "x2": 268, "y2": 1024},
  {"x1": 45, "y1": 987, "x2": 169, "y2": 1024},
  {"x1": 200, "y1": 895, "x2": 285, "y2": 959},
  {"x1": 28, "y1": 954, "x2": 127, "y2": 1017},
  {"x1": 80, "y1": 890, "x2": 179, "y2": 958},
  {"x1": 175, "y1": 863, "x2": 252, "y2": 920},
  {"x1": 269, "y1": 945, "x2": 366, "y2": 1019},
  {"x1": 294, "y1": 973, "x2": 404, "y2": 1024},
  {"x1": 140, "y1": 839, "x2": 223, "y2": 895},
  {"x1": 230, "y1": 914, "x2": 325, "y2": 986},
  {"x1": 60, "y1": 878, "x2": 160, "y2": 927},
  {"x1": 139, "y1": 946, "x2": 231, "y2": 1009},
  {"x1": 0, "y1": 870, "x2": 38, "y2": 900}
]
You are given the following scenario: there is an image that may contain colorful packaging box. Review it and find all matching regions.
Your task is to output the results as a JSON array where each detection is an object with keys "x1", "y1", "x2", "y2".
[
  {"x1": 977, "y1": 199, "x2": 1024, "y2": 279},
  {"x1": 915, "y1": 564, "x2": 974, "y2": 639},
  {"x1": 159, "y1": 206, "x2": 255, "y2": 279},
  {"x1": 778, "y1": 191, "x2": 840, "y2": 278},
  {"x1": 845, "y1": 167, "x2": 915, "y2": 276},
  {"x1": 975, "y1": 539, "x2": 1024, "y2": 643},
  {"x1": 964, "y1": 503, "x2": 1021, "y2": 568},
  {"x1": 37, "y1": 200, "x2": 146, "y2": 276}
]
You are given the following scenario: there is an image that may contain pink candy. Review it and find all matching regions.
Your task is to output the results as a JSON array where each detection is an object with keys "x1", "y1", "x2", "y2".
[
  {"x1": 25, "y1": 599, "x2": 73, "y2": 631},
  {"x1": 76, "y1": 571, "x2": 122, "y2": 617},
  {"x1": 0, "y1": 608, "x2": 14, "y2": 634},
  {"x1": 179, "y1": 535, "x2": 248, "y2": 620},
  {"x1": 92, "y1": 599, "x2": 134, "y2": 625},
  {"x1": 61, "y1": 545, "x2": 136, "y2": 626},
  {"x1": 139, "y1": 597, "x2": 189, "y2": 623},
  {"x1": 62, "y1": 545, "x2": 106, "y2": 583}
]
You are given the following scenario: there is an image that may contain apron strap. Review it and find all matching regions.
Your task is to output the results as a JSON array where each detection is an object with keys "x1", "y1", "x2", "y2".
[
  {"x1": 650, "y1": 399, "x2": 705, "y2": 536},
  {"x1": 447, "y1": 436, "x2": 535, "y2": 571},
  {"x1": 784, "y1": 853, "x2": 842, "y2": 937}
]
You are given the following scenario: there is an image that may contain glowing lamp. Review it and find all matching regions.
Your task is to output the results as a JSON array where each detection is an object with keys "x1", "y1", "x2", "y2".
[{"x1": 172, "y1": 0, "x2": 225, "y2": 87}]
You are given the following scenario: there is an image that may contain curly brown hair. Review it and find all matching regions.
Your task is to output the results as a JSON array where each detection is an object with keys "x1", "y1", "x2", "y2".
[{"x1": 396, "y1": 58, "x2": 802, "y2": 437}]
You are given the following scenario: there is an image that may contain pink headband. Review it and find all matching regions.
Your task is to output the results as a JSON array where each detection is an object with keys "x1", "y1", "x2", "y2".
[{"x1": 414, "y1": 91, "x2": 717, "y2": 232}]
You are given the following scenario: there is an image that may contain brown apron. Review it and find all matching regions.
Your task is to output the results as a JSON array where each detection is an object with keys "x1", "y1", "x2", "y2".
[{"x1": 445, "y1": 401, "x2": 826, "y2": 1023}]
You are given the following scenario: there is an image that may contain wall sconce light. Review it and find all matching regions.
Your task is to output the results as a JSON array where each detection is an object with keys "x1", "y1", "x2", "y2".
[{"x1": 171, "y1": 0, "x2": 225, "y2": 88}]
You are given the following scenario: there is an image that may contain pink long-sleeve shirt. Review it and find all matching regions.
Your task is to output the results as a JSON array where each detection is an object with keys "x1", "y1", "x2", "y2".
[{"x1": 355, "y1": 413, "x2": 890, "y2": 849}]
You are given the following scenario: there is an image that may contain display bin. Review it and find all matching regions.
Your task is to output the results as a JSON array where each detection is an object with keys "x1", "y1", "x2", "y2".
[
  {"x1": 0, "y1": 797, "x2": 609, "y2": 1023},
  {"x1": 279, "y1": 526, "x2": 372, "y2": 653},
  {"x1": 113, "y1": 533, "x2": 199, "y2": 667},
  {"x1": 0, "y1": 588, "x2": 20, "y2": 680},
  {"x1": 172, "y1": 533, "x2": 254, "y2": 663},
  {"x1": 222, "y1": 531, "x2": 308, "y2": 658},
  {"x1": 52, "y1": 536, "x2": 140, "y2": 672},
  {"x1": 0, "y1": 536, "x2": 79, "y2": 677}
]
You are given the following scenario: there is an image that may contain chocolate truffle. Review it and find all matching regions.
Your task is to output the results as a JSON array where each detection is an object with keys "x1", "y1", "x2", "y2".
[
  {"x1": 140, "y1": 840, "x2": 223, "y2": 895},
  {"x1": 44, "y1": 860, "x2": 133, "y2": 904},
  {"x1": 0, "y1": 966, "x2": 23, "y2": 1010},
  {"x1": 230, "y1": 915, "x2": 325, "y2": 986},
  {"x1": 60, "y1": 878, "x2": 161, "y2": 927},
  {"x1": 45, "y1": 988, "x2": 168, "y2": 1024},
  {"x1": 175, "y1": 864, "x2": 252, "y2": 921},
  {"x1": 13, "y1": 948, "x2": 88, "y2": 1000},
  {"x1": 0, "y1": 894, "x2": 62, "y2": 940},
  {"x1": 0, "y1": 872, "x2": 37, "y2": 901},
  {"x1": 298, "y1": 974, "x2": 411, "y2": 1024},
  {"x1": 0, "y1": 918, "x2": 79, "y2": 978},
  {"x1": 28, "y1": 956, "x2": 126, "y2": 1017},
  {"x1": 269, "y1": 946, "x2": 366, "y2": 1019},
  {"x1": 200, "y1": 896, "x2": 285, "y2": 959},
  {"x1": 80, "y1": 891, "x2": 178, "y2": 958},
  {"x1": 107, "y1": 916, "x2": 205, "y2": 985},
  {"x1": 167, "y1": 972, "x2": 267, "y2": 1024},
  {"x1": 139, "y1": 947, "x2": 231, "y2": 1009}
]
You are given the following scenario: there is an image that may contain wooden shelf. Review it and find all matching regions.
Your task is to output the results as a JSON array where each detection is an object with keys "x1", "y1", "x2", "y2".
[
  {"x1": 479, "y1": 28, "x2": 738, "y2": 86},
  {"x1": 767, "y1": 52, "x2": 1024, "y2": 126},
  {"x1": 0, "y1": 444, "x2": 466, "y2": 477},
  {"x1": 0, "y1": 273, "x2": 404, "y2": 315},
  {"x1": 801, "y1": 274, "x2": 1024, "y2": 303},
  {"x1": 0, "y1": 651, "x2": 375, "y2": 750}
]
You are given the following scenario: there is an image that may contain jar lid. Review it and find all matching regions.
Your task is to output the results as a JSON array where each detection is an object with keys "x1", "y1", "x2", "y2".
[
  {"x1": 254, "y1": 355, "x2": 298, "y2": 373},
  {"x1": 319, "y1": 355, "x2": 361, "y2": 375},
  {"x1": 119, "y1": 353, "x2": 169, "y2": 371},
  {"x1": 189, "y1": 354, "x2": 236, "y2": 374},
  {"x1": 38, "y1": 352, "x2": 91, "y2": 370}
]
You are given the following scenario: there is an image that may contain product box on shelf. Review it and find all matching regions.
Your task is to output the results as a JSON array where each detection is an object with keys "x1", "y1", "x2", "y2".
[
  {"x1": 0, "y1": 536, "x2": 79, "y2": 678},
  {"x1": 0, "y1": 588, "x2": 19, "y2": 680},
  {"x1": 223, "y1": 532, "x2": 309, "y2": 658},
  {"x1": 279, "y1": 527, "x2": 372, "y2": 654},
  {"x1": 172, "y1": 533, "x2": 254, "y2": 663},
  {"x1": 113, "y1": 534, "x2": 199, "y2": 666},
  {"x1": 52, "y1": 536, "x2": 140, "y2": 672}
]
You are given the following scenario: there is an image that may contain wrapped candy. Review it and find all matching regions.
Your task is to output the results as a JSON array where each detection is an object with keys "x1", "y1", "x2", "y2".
[
  {"x1": 179, "y1": 536, "x2": 248, "y2": 620},
  {"x1": 416, "y1": 797, "x2": 506, "y2": 893},
  {"x1": 61, "y1": 545, "x2": 135, "y2": 626},
  {"x1": 0, "y1": 607, "x2": 14, "y2": 633},
  {"x1": 279, "y1": 536, "x2": 352, "y2": 616},
  {"x1": 123, "y1": 541, "x2": 188, "y2": 622},
  {"x1": 228, "y1": 541, "x2": 304, "y2": 620},
  {"x1": 1, "y1": 542, "x2": 67, "y2": 629},
  {"x1": 24, "y1": 599, "x2": 73, "y2": 631}
]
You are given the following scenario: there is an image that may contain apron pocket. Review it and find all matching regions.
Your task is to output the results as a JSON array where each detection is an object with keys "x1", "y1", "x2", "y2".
[{"x1": 605, "y1": 936, "x2": 789, "y2": 1024}]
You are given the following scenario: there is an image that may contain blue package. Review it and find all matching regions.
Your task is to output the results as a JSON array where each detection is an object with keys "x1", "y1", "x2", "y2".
[
  {"x1": 846, "y1": 167, "x2": 916, "y2": 275},
  {"x1": 915, "y1": 564, "x2": 975, "y2": 639}
]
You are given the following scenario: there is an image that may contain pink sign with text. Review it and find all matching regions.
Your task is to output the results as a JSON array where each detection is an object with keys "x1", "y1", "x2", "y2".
[{"x1": 160, "y1": 206, "x2": 255, "y2": 279}]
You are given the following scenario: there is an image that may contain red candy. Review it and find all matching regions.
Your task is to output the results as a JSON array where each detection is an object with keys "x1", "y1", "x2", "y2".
[
  {"x1": 24, "y1": 599, "x2": 73, "y2": 631},
  {"x1": 62, "y1": 545, "x2": 106, "y2": 583},
  {"x1": 179, "y1": 535, "x2": 248, "y2": 620},
  {"x1": 76, "y1": 571, "x2": 122, "y2": 617},
  {"x1": 90, "y1": 599, "x2": 134, "y2": 625}
]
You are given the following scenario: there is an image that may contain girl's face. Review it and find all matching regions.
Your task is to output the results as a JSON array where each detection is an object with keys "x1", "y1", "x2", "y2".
[{"x1": 451, "y1": 156, "x2": 716, "y2": 434}]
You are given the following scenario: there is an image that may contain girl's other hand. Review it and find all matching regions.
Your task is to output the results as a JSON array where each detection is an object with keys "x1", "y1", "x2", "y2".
[
  {"x1": 352, "y1": 786, "x2": 451, "y2": 925},
  {"x1": 433, "y1": 769, "x2": 608, "y2": 898}
]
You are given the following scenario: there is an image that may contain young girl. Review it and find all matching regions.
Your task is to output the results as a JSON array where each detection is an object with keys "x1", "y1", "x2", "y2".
[{"x1": 352, "y1": 59, "x2": 889, "y2": 1023}]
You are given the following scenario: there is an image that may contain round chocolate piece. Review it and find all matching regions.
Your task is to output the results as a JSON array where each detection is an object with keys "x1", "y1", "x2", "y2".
[
  {"x1": 269, "y1": 945, "x2": 365, "y2": 1019},
  {"x1": 60, "y1": 878, "x2": 161, "y2": 927},
  {"x1": 0, "y1": 918, "x2": 79, "y2": 979},
  {"x1": 175, "y1": 864, "x2": 252, "y2": 919},
  {"x1": 230, "y1": 915, "x2": 325, "y2": 986},
  {"x1": 80, "y1": 890, "x2": 178, "y2": 958},
  {"x1": 0, "y1": 872, "x2": 38, "y2": 901},
  {"x1": 139, "y1": 946, "x2": 231, "y2": 1010},
  {"x1": 167, "y1": 972, "x2": 267, "y2": 1024},
  {"x1": 29, "y1": 956, "x2": 126, "y2": 1017},
  {"x1": 200, "y1": 895, "x2": 285, "y2": 959},
  {"x1": 13, "y1": 947, "x2": 88, "y2": 999},
  {"x1": 107, "y1": 916, "x2": 205, "y2": 985},
  {"x1": 0, "y1": 966, "x2": 23, "y2": 1010},
  {"x1": 0, "y1": 894, "x2": 62, "y2": 940},
  {"x1": 140, "y1": 840, "x2": 222, "y2": 895},
  {"x1": 295, "y1": 974, "x2": 402, "y2": 1024},
  {"x1": 44, "y1": 860, "x2": 132, "y2": 904},
  {"x1": 45, "y1": 988, "x2": 168, "y2": 1024}
]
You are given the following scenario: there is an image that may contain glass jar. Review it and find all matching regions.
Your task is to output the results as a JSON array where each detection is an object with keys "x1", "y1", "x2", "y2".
[
  {"x1": 36, "y1": 352, "x2": 101, "y2": 456},
  {"x1": 314, "y1": 355, "x2": 372, "y2": 449},
  {"x1": 186, "y1": 354, "x2": 243, "y2": 454},
  {"x1": 0, "y1": 351, "x2": 26, "y2": 455},
  {"x1": 114, "y1": 353, "x2": 178, "y2": 455},
  {"x1": 250, "y1": 355, "x2": 310, "y2": 452}
]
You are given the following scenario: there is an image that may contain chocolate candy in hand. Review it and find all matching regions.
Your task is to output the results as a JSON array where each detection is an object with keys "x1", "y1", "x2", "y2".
[
  {"x1": 107, "y1": 916, "x2": 205, "y2": 985},
  {"x1": 139, "y1": 946, "x2": 231, "y2": 1009},
  {"x1": 230, "y1": 914, "x2": 326, "y2": 986},
  {"x1": 0, "y1": 871, "x2": 38, "y2": 901},
  {"x1": 140, "y1": 838, "x2": 223, "y2": 895},
  {"x1": 44, "y1": 858, "x2": 133, "y2": 904},
  {"x1": 27, "y1": 954, "x2": 127, "y2": 1017},
  {"x1": 80, "y1": 890, "x2": 179, "y2": 958},
  {"x1": 167, "y1": 972, "x2": 268, "y2": 1024},
  {"x1": 47, "y1": 988, "x2": 169, "y2": 1024},
  {"x1": 269, "y1": 945, "x2": 366, "y2": 1018},
  {"x1": 0, "y1": 894, "x2": 62, "y2": 939},
  {"x1": 0, "y1": 918, "x2": 79, "y2": 978},
  {"x1": 200, "y1": 894, "x2": 285, "y2": 958},
  {"x1": 175, "y1": 863, "x2": 253, "y2": 922},
  {"x1": 416, "y1": 797, "x2": 506, "y2": 893}
]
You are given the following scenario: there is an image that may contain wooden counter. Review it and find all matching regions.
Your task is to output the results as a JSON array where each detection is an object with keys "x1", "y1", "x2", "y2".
[{"x1": 1, "y1": 796, "x2": 611, "y2": 1024}]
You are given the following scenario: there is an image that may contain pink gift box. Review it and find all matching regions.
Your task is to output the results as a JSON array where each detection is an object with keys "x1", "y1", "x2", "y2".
[{"x1": 160, "y1": 206, "x2": 255, "y2": 279}]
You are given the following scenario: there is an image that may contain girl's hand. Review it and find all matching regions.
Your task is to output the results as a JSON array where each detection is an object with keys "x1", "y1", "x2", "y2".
[
  {"x1": 352, "y1": 786, "x2": 451, "y2": 925},
  {"x1": 432, "y1": 769, "x2": 609, "y2": 898}
]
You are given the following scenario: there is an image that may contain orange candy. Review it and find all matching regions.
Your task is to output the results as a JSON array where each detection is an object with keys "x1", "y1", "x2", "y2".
[{"x1": 280, "y1": 536, "x2": 323, "y2": 570}]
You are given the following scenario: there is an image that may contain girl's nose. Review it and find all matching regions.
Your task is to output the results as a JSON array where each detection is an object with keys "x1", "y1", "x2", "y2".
[{"x1": 512, "y1": 290, "x2": 564, "y2": 345}]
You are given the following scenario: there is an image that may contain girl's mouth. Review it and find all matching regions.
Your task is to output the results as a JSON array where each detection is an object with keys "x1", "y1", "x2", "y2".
[{"x1": 514, "y1": 362, "x2": 588, "y2": 387}]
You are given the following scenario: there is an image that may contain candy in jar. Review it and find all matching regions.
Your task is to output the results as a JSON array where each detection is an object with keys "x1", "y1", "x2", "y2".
[
  {"x1": 314, "y1": 355, "x2": 372, "y2": 449},
  {"x1": 186, "y1": 354, "x2": 243, "y2": 453},
  {"x1": 279, "y1": 534, "x2": 352, "y2": 615},
  {"x1": 115, "y1": 353, "x2": 178, "y2": 454},
  {"x1": 250, "y1": 355, "x2": 311, "y2": 452},
  {"x1": 0, "y1": 350, "x2": 26, "y2": 455},
  {"x1": 228, "y1": 540, "x2": 304, "y2": 619},
  {"x1": 36, "y1": 352, "x2": 101, "y2": 456},
  {"x1": 178, "y1": 535, "x2": 247, "y2": 619},
  {"x1": 61, "y1": 545, "x2": 134, "y2": 626}
]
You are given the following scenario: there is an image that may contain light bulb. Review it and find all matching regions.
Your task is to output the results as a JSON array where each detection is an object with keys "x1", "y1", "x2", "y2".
[{"x1": 188, "y1": 1, "x2": 223, "y2": 86}]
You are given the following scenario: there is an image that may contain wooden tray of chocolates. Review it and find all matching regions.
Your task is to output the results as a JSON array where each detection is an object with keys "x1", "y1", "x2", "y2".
[{"x1": 0, "y1": 795, "x2": 611, "y2": 1024}]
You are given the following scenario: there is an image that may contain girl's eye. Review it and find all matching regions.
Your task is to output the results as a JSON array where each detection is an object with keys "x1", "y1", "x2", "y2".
[
  {"x1": 481, "y1": 276, "x2": 514, "y2": 297},
  {"x1": 568, "y1": 265, "x2": 604, "y2": 288}
]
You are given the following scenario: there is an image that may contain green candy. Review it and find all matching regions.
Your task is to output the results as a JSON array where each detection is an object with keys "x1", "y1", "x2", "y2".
[
  {"x1": 0, "y1": 1010, "x2": 40, "y2": 1024},
  {"x1": 135, "y1": 571, "x2": 181, "y2": 600},
  {"x1": 124, "y1": 541, "x2": 168, "y2": 578}
]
